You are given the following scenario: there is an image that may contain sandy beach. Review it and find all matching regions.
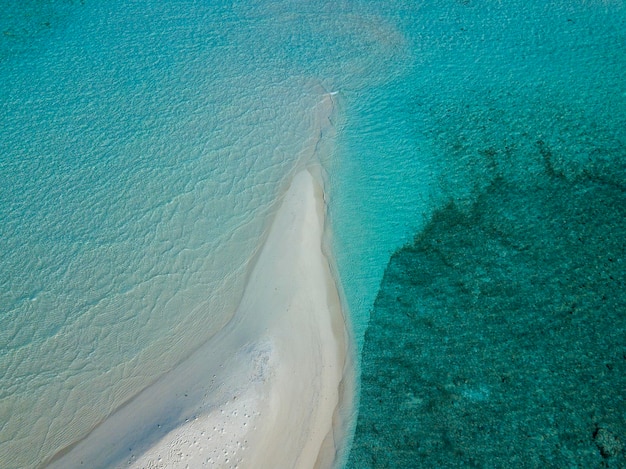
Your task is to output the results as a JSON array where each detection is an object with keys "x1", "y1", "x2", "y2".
[{"x1": 46, "y1": 169, "x2": 351, "y2": 469}]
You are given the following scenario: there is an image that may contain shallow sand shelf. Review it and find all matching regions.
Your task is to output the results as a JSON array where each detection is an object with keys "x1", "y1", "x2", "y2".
[{"x1": 46, "y1": 170, "x2": 351, "y2": 469}]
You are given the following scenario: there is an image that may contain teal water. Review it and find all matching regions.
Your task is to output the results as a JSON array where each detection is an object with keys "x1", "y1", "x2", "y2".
[
  {"x1": 341, "y1": 0, "x2": 626, "y2": 467},
  {"x1": 349, "y1": 171, "x2": 626, "y2": 468},
  {"x1": 0, "y1": 1, "x2": 408, "y2": 466},
  {"x1": 1, "y1": 0, "x2": 625, "y2": 467},
  {"x1": 329, "y1": 0, "x2": 626, "y2": 351}
]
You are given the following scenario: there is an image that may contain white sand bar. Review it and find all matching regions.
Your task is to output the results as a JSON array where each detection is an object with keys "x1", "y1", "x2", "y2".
[{"x1": 46, "y1": 170, "x2": 351, "y2": 469}]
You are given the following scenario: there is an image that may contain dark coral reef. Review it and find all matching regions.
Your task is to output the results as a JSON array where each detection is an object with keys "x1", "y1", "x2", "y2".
[{"x1": 348, "y1": 162, "x2": 626, "y2": 468}]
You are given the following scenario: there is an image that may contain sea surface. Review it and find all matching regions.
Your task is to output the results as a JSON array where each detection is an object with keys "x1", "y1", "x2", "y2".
[{"x1": 1, "y1": 1, "x2": 625, "y2": 468}]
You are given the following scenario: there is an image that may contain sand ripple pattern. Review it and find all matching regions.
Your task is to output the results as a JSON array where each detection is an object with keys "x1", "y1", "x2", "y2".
[{"x1": 0, "y1": 3, "x2": 357, "y2": 468}]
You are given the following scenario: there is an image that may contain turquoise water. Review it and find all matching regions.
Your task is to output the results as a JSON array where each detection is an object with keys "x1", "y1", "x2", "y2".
[
  {"x1": 0, "y1": 1, "x2": 408, "y2": 466},
  {"x1": 341, "y1": 0, "x2": 626, "y2": 467},
  {"x1": 329, "y1": 0, "x2": 626, "y2": 350},
  {"x1": 1, "y1": 0, "x2": 625, "y2": 467},
  {"x1": 349, "y1": 172, "x2": 626, "y2": 468}
]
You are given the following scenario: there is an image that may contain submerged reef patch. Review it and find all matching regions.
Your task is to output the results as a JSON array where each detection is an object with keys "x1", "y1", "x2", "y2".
[{"x1": 348, "y1": 160, "x2": 626, "y2": 467}]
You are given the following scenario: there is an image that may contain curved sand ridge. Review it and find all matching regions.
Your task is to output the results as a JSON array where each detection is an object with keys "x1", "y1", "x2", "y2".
[{"x1": 46, "y1": 169, "x2": 351, "y2": 469}]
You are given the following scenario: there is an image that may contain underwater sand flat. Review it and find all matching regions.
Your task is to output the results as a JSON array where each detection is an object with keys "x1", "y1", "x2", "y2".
[{"x1": 46, "y1": 170, "x2": 351, "y2": 469}]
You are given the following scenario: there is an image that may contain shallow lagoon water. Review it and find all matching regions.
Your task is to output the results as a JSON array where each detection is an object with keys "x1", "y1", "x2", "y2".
[
  {"x1": 0, "y1": 1, "x2": 408, "y2": 466},
  {"x1": 1, "y1": 0, "x2": 625, "y2": 467},
  {"x1": 343, "y1": 0, "x2": 626, "y2": 467}
]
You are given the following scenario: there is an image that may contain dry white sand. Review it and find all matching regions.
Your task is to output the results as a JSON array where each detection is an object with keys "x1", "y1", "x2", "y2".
[{"x1": 46, "y1": 169, "x2": 351, "y2": 469}]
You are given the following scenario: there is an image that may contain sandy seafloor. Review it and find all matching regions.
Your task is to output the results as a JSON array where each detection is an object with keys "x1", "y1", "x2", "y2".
[
  {"x1": 1, "y1": 0, "x2": 625, "y2": 468},
  {"x1": 46, "y1": 169, "x2": 351, "y2": 469}
]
